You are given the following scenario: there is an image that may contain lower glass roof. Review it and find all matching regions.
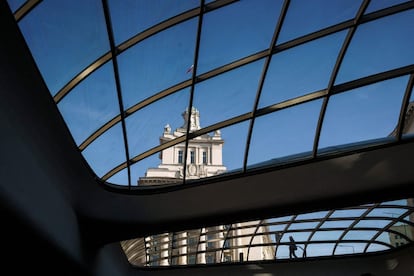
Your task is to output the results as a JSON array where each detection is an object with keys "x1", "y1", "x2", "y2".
[
  {"x1": 121, "y1": 197, "x2": 414, "y2": 266},
  {"x1": 7, "y1": 0, "x2": 414, "y2": 188}
]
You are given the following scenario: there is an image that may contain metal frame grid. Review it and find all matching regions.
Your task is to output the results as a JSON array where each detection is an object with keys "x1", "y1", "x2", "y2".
[
  {"x1": 12, "y1": 0, "x2": 414, "y2": 189},
  {"x1": 121, "y1": 198, "x2": 414, "y2": 266}
]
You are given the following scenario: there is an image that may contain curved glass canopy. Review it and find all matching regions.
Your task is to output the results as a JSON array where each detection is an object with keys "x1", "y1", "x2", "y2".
[
  {"x1": 8, "y1": 0, "x2": 414, "y2": 188},
  {"x1": 121, "y1": 197, "x2": 414, "y2": 266}
]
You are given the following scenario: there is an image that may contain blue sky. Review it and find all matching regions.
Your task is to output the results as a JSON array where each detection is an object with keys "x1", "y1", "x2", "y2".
[{"x1": 8, "y1": 0, "x2": 414, "y2": 185}]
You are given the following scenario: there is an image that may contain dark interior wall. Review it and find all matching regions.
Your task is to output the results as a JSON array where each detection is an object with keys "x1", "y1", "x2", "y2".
[{"x1": 0, "y1": 2, "x2": 95, "y2": 274}]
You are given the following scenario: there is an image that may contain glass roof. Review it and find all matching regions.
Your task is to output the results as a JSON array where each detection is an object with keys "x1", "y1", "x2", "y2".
[
  {"x1": 8, "y1": 0, "x2": 414, "y2": 188},
  {"x1": 121, "y1": 197, "x2": 414, "y2": 266}
]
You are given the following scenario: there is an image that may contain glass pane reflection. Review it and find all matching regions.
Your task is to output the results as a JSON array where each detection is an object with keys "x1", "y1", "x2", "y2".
[
  {"x1": 248, "y1": 99, "x2": 322, "y2": 167},
  {"x1": 82, "y1": 123, "x2": 126, "y2": 178},
  {"x1": 259, "y1": 31, "x2": 346, "y2": 108},
  {"x1": 277, "y1": 0, "x2": 360, "y2": 44},
  {"x1": 58, "y1": 61, "x2": 119, "y2": 146},
  {"x1": 319, "y1": 76, "x2": 407, "y2": 151},
  {"x1": 197, "y1": 0, "x2": 282, "y2": 74},
  {"x1": 18, "y1": 0, "x2": 109, "y2": 95},
  {"x1": 118, "y1": 19, "x2": 197, "y2": 109},
  {"x1": 365, "y1": 0, "x2": 409, "y2": 14},
  {"x1": 108, "y1": 0, "x2": 199, "y2": 45},
  {"x1": 336, "y1": 9, "x2": 414, "y2": 84},
  {"x1": 193, "y1": 59, "x2": 264, "y2": 127}
]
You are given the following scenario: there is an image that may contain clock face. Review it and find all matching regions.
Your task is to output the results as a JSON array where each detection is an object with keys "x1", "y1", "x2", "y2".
[{"x1": 188, "y1": 164, "x2": 197, "y2": 176}]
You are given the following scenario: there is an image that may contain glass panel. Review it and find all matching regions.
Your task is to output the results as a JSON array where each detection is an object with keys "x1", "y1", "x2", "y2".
[
  {"x1": 366, "y1": 243, "x2": 390, "y2": 252},
  {"x1": 108, "y1": 0, "x2": 199, "y2": 45},
  {"x1": 296, "y1": 211, "x2": 330, "y2": 220},
  {"x1": 277, "y1": 0, "x2": 361, "y2": 43},
  {"x1": 248, "y1": 99, "x2": 322, "y2": 167},
  {"x1": 131, "y1": 150, "x2": 184, "y2": 187},
  {"x1": 336, "y1": 9, "x2": 414, "y2": 84},
  {"x1": 311, "y1": 230, "x2": 344, "y2": 241},
  {"x1": 107, "y1": 168, "x2": 129, "y2": 186},
  {"x1": 126, "y1": 89, "x2": 190, "y2": 158},
  {"x1": 402, "y1": 88, "x2": 414, "y2": 138},
  {"x1": 367, "y1": 208, "x2": 407, "y2": 218},
  {"x1": 321, "y1": 220, "x2": 354, "y2": 228},
  {"x1": 82, "y1": 123, "x2": 126, "y2": 178},
  {"x1": 343, "y1": 230, "x2": 378, "y2": 240},
  {"x1": 288, "y1": 222, "x2": 319, "y2": 230},
  {"x1": 365, "y1": 0, "x2": 409, "y2": 14},
  {"x1": 337, "y1": 242, "x2": 367, "y2": 254},
  {"x1": 58, "y1": 61, "x2": 119, "y2": 146},
  {"x1": 355, "y1": 219, "x2": 391, "y2": 228},
  {"x1": 7, "y1": 0, "x2": 26, "y2": 12},
  {"x1": 215, "y1": 121, "x2": 249, "y2": 173},
  {"x1": 381, "y1": 198, "x2": 411, "y2": 206},
  {"x1": 306, "y1": 243, "x2": 335, "y2": 257},
  {"x1": 330, "y1": 209, "x2": 367, "y2": 218},
  {"x1": 119, "y1": 18, "x2": 197, "y2": 109},
  {"x1": 197, "y1": 0, "x2": 282, "y2": 74},
  {"x1": 18, "y1": 0, "x2": 109, "y2": 95},
  {"x1": 193, "y1": 59, "x2": 264, "y2": 127},
  {"x1": 375, "y1": 232, "x2": 392, "y2": 244},
  {"x1": 268, "y1": 224, "x2": 288, "y2": 232},
  {"x1": 260, "y1": 31, "x2": 346, "y2": 108},
  {"x1": 319, "y1": 76, "x2": 407, "y2": 150},
  {"x1": 267, "y1": 216, "x2": 293, "y2": 223}
]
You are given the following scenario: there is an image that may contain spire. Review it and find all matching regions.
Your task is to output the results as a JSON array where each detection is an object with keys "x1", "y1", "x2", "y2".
[{"x1": 180, "y1": 107, "x2": 201, "y2": 132}]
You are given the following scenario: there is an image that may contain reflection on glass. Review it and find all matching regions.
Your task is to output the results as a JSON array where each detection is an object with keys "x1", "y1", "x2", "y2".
[
  {"x1": 126, "y1": 89, "x2": 190, "y2": 158},
  {"x1": 107, "y1": 168, "x2": 129, "y2": 186},
  {"x1": 260, "y1": 31, "x2": 346, "y2": 108},
  {"x1": 197, "y1": 0, "x2": 282, "y2": 74},
  {"x1": 277, "y1": 0, "x2": 361, "y2": 43},
  {"x1": 18, "y1": 0, "x2": 109, "y2": 95},
  {"x1": 365, "y1": 0, "x2": 409, "y2": 14},
  {"x1": 193, "y1": 59, "x2": 264, "y2": 127},
  {"x1": 248, "y1": 99, "x2": 322, "y2": 167},
  {"x1": 336, "y1": 9, "x2": 414, "y2": 84},
  {"x1": 118, "y1": 18, "x2": 197, "y2": 109},
  {"x1": 366, "y1": 208, "x2": 406, "y2": 217},
  {"x1": 82, "y1": 123, "x2": 126, "y2": 178},
  {"x1": 108, "y1": 0, "x2": 199, "y2": 44},
  {"x1": 58, "y1": 61, "x2": 119, "y2": 145},
  {"x1": 131, "y1": 151, "x2": 183, "y2": 186},
  {"x1": 319, "y1": 76, "x2": 407, "y2": 150}
]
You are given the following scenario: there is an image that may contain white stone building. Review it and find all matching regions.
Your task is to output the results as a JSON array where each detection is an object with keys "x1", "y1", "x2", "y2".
[{"x1": 122, "y1": 108, "x2": 275, "y2": 266}]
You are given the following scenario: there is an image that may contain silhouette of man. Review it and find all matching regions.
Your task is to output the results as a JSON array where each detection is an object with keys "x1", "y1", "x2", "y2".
[{"x1": 288, "y1": 236, "x2": 298, "y2": 258}]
